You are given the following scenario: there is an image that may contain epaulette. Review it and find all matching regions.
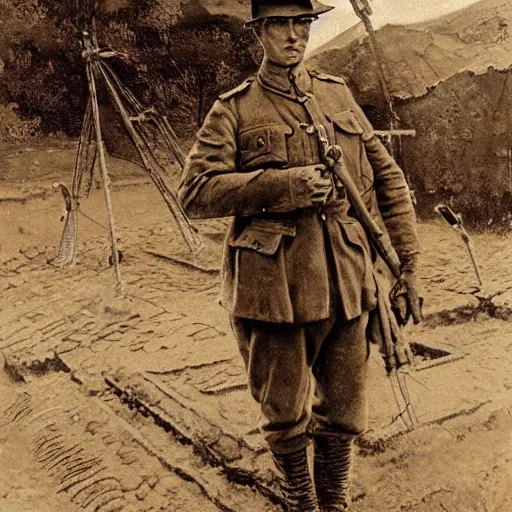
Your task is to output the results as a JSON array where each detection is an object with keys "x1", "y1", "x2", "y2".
[
  {"x1": 219, "y1": 76, "x2": 256, "y2": 101},
  {"x1": 309, "y1": 70, "x2": 345, "y2": 85}
]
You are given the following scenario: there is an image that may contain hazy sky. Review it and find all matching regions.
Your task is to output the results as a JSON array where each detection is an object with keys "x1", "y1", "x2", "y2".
[{"x1": 307, "y1": 0, "x2": 481, "y2": 52}]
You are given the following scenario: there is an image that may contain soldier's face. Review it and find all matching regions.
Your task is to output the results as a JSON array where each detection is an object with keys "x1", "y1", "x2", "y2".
[{"x1": 256, "y1": 17, "x2": 313, "y2": 67}]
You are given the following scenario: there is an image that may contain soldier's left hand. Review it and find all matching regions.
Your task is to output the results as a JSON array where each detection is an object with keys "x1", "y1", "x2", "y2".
[{"x1": 390, "y1": 271, "x2": 423, "y2": 326}]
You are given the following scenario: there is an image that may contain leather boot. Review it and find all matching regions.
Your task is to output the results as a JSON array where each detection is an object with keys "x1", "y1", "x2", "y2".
[
  {"x1": 313, "y1": 435, "x2": 353, "y2": 511},
  {"x1": 272, "y1": 447, "x2": 319, "y2": 512}
]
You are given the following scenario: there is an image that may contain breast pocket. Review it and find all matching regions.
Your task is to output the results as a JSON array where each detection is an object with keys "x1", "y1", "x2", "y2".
[
  {"x1": 330, "y1": 110, "x2": 370, "y2": 188},
  {"x1": 238, "y1": 124, "x2": 293, "y2": 171},
  {"x1": 330, "y1": 110, "x2": 364, "y2": 138}
]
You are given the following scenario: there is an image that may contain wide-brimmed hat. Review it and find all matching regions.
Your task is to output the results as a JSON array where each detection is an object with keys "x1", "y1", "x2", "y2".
[{"x1": 244, "y1": 0, "x2": 334, "y2": 26}]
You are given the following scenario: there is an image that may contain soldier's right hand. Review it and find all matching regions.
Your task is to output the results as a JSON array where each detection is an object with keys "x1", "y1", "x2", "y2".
[{"x1": 289, "y1": 164, "x2": 332, "y2": 209}]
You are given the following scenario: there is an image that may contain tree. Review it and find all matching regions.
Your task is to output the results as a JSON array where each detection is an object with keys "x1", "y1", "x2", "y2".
[{"x1": 0, "y1": 0, "x2": 258, "y2": 141}]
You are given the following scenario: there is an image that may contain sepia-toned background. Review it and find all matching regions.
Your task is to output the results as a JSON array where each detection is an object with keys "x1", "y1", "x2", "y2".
[{"x1": 1, "y1": 1, "x2": 512, "y2": 511}]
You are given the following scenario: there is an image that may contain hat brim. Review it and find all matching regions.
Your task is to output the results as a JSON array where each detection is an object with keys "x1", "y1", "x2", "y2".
[{"x1": 244, "y1": 3, "x2": 333, "y2": 27}]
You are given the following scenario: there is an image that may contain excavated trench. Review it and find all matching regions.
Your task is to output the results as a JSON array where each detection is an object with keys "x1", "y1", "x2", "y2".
[
  {"x1": 104, "y1": 374, "x2": 285, "y2": 508},
  {"x1": 1, "y1": 356, "x2": 278, "y2": 512},
  {"x1": 421, "y1": 291, "x2": 512, "y2": 327},
  {"x1": 3, "y1": 276, "x2": 511, "y2": 508}
]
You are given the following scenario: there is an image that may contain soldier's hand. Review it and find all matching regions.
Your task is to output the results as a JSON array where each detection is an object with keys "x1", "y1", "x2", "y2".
[
  {"x1": 390, "y1": 270, "x2": 423, "y2": 326},
  {"x1": 290, "y1": 164, "x2": 332, "y2": 209}
]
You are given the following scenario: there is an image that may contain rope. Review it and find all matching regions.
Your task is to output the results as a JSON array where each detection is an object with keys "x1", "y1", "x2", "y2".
[{"x1": 78, "y1": 209, "x2": 108, "y2": 231}]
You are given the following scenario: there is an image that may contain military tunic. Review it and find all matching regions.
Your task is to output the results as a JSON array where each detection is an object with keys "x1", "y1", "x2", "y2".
[
  {"x1": 178, "y1": 62, "x2": 419, "y2": 452},
  {"x1": 179, "y1": 63, "x2": 419, "y2": 323}
]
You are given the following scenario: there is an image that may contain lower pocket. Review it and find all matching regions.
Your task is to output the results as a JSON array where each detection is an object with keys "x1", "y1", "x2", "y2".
[
  {"x1": 229, "y1": 226, "x2": 283, "y2": 256},
  {"x1": 229, "y1": 219, "x2": 297, "y2": 256},
  {"x1": 341, "y1": 221, "x2": 371, "y2": 255}
]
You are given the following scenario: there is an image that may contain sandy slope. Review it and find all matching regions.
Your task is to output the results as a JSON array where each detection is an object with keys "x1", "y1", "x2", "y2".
[{"x1": 1, "y1": 140, "x2": 512, "y2": 511}]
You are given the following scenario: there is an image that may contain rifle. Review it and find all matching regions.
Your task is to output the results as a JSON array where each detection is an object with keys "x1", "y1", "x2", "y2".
[
  {"x1": 325, "y1": 145, "x2": 402, "y2": 280},
  {"x1": 287, "y1": 79, "x2": 420, "y2": 428},
  {"x1": 324, "y1": 145, "x2": 420, "y2": 429}
]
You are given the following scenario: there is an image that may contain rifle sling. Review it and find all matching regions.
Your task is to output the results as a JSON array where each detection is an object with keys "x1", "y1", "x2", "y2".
[{"x1": 290, "y1": 77, "x2": 402, "y2": 277}]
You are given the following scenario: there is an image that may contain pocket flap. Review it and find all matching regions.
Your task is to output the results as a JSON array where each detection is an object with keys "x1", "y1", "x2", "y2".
[
  {"x1": 229, "y1": 226, "x2": 283, "y2": 256},
  {"x1": 249, "y1": 218, "x2": 297, "y2": 237},
  {"x1": 330, "y1": 111, "x2": 364, "y2": 135},
  {"x1": 239, "y1": 124, "x2": 292, "y2": 169}
]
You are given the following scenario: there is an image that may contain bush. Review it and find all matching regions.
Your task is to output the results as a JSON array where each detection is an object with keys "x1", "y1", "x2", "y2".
[
  {"x1": 0, "y1": 0, "x2": 259, "y2": 140},
  {"x1": 0, "y1": 103, "x2": 41, "y2": 143}
]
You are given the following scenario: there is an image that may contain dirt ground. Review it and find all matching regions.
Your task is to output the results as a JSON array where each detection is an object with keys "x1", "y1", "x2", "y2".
[{"x1": 1, "y1": 140, "x2": 512, "y2": 511}]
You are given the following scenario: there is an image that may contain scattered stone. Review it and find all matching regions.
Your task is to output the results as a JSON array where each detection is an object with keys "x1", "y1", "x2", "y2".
[
  {"x1": 147, "y1": 475, "x2": 159, "y2": 489},
  {"x1": 106, "y1": 333, "x2": 123, "y2": 342},
  {"x1": 90, "y1": 339, "x2": 113, "y2": 353},
  {"x1": 7, "y1": 276, "x2": 25, "y2": 288},
  {"x1": 6, "y1": 258, "x2": 25, "y2": 272},
  {"x1": 117, "y1": 444, "x2": 138, "y2": 466},
  {"x1": 29, "y1": 253, "x2": 49, "y2": 267},
  {"x1": 56, "y1": 341, "x2": 79, "y2": 354},
  {"x1": 135, "y1": 481, "x2": 150, "y2": 501},
  {"x1": 64, "y1": 332, "x2": 91, "y2": 343},
  {"x1": 22, "y1": 247, "x2": 40, "y2": 260},
  {"x1": 0, "y1": 281, "x2": 11, "y2": 292},
  {"x1": 210, "y1": 434, "x2": 242, "y2": 462}
]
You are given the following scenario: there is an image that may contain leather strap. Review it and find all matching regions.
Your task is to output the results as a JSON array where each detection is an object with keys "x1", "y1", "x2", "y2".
[{"x1": 288, "y1": 73, "x2": 333, "y2": 161}]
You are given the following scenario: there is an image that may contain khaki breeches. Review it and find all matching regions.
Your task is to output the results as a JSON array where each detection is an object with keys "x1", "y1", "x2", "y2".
[{"x1": 231, "y1": 310, "x2": 370, "y2": 454}]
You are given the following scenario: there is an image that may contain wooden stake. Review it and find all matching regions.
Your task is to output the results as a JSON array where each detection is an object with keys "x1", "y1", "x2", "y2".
[
  {"x1": 84, "y1": 38, "x2": 124, "y2": 295},
  {"x1": 99, "y1": 62, "x2": 203, "y2": 254}
]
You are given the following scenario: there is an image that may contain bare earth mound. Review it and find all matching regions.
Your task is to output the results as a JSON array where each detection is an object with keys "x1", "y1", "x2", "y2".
[{"x1": 1, "y1": 140, "x2": 512, "y2": 511}]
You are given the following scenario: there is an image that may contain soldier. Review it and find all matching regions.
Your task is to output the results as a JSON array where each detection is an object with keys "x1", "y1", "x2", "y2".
[{"x1": 178, "y1": 1, "x2": 422, "y2": 510}]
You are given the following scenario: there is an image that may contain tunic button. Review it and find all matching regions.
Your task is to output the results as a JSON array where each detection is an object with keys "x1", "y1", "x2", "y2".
[
  {"x1": 252, "y1": 240, "x2": 262, "y2": 250},
  {"x1": 257, "y1": 137, "x2": 265, "y2": 148}
]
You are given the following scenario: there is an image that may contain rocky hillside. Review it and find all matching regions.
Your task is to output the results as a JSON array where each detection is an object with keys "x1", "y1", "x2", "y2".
[
  {"x1": 308, "y1": 0, "x2": 512, "y2": 104},
  {"x1": 0, "y1": 0, "x2": 258, "y2": 142}
]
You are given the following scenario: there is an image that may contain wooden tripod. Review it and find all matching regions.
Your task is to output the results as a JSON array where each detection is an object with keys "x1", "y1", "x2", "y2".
[{"x1": 52, "y1": 25, "x2": 203, "y2": 295}]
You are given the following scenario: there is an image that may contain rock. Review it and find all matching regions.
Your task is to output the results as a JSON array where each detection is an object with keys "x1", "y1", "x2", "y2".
[
  {"x1": 106, "y1": 333, "x2": 123, "y2": 342},
  {"x1": 117, "y1": 444, "x2": 138, "y2": 466},
  {"x1": 147, "y1": 475, "x2": 159, "y2": 489},
  {"x1": 29, "y1": 253, "x2": 49, "y2": 266},
  {"x1": 90, "y1": 339, "x2": 113, "y2": 353},
  {"x1": 0, "y1": 281, "x2": 11, "y2": 292},
  {"x1": 135, "y1": 481, "x2": 150, "y2": 501},
  {"x1": 7, "y1": 276, "x2": 25, "y2": 288},
  {"x1": 210, "y1": 434, "x2": 242, "y2": 462},
  {"x1": 64, "y1": 332, "x2": 91, "y2": 343},
  {"x1": 22, "y1": 247, "x2": 40, "y2": 260},
  {"x1": 5, "y1": 258, "x2": 25, "y2": 272},
  {"x1": 56, "y1": 341, "x2": 79, "y2": 354}
]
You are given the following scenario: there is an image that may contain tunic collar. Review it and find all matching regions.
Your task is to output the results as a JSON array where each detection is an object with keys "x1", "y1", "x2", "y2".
[{"x1": 257, "y1": 58, "x2": 312, "y2": 99}]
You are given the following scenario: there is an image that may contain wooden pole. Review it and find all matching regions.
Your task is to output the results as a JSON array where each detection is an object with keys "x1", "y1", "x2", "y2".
[
  {"x1": 99, "y1": 62, "x2": 203, "y2": 254},
  {"x1": 84, "y1": 33, "x2": 124, "y2": 294},
  {"x1": 349, "y1": 0, "x2": 398, "y2": 158}
]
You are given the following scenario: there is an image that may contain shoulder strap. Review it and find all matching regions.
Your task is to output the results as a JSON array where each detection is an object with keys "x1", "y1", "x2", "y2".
[
  {"x1": 219, "y1": 76, "x2": 255, "y2": 101},
  {"x1": 309, "y1": 70, "x2": 346, "y2": 85}
]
